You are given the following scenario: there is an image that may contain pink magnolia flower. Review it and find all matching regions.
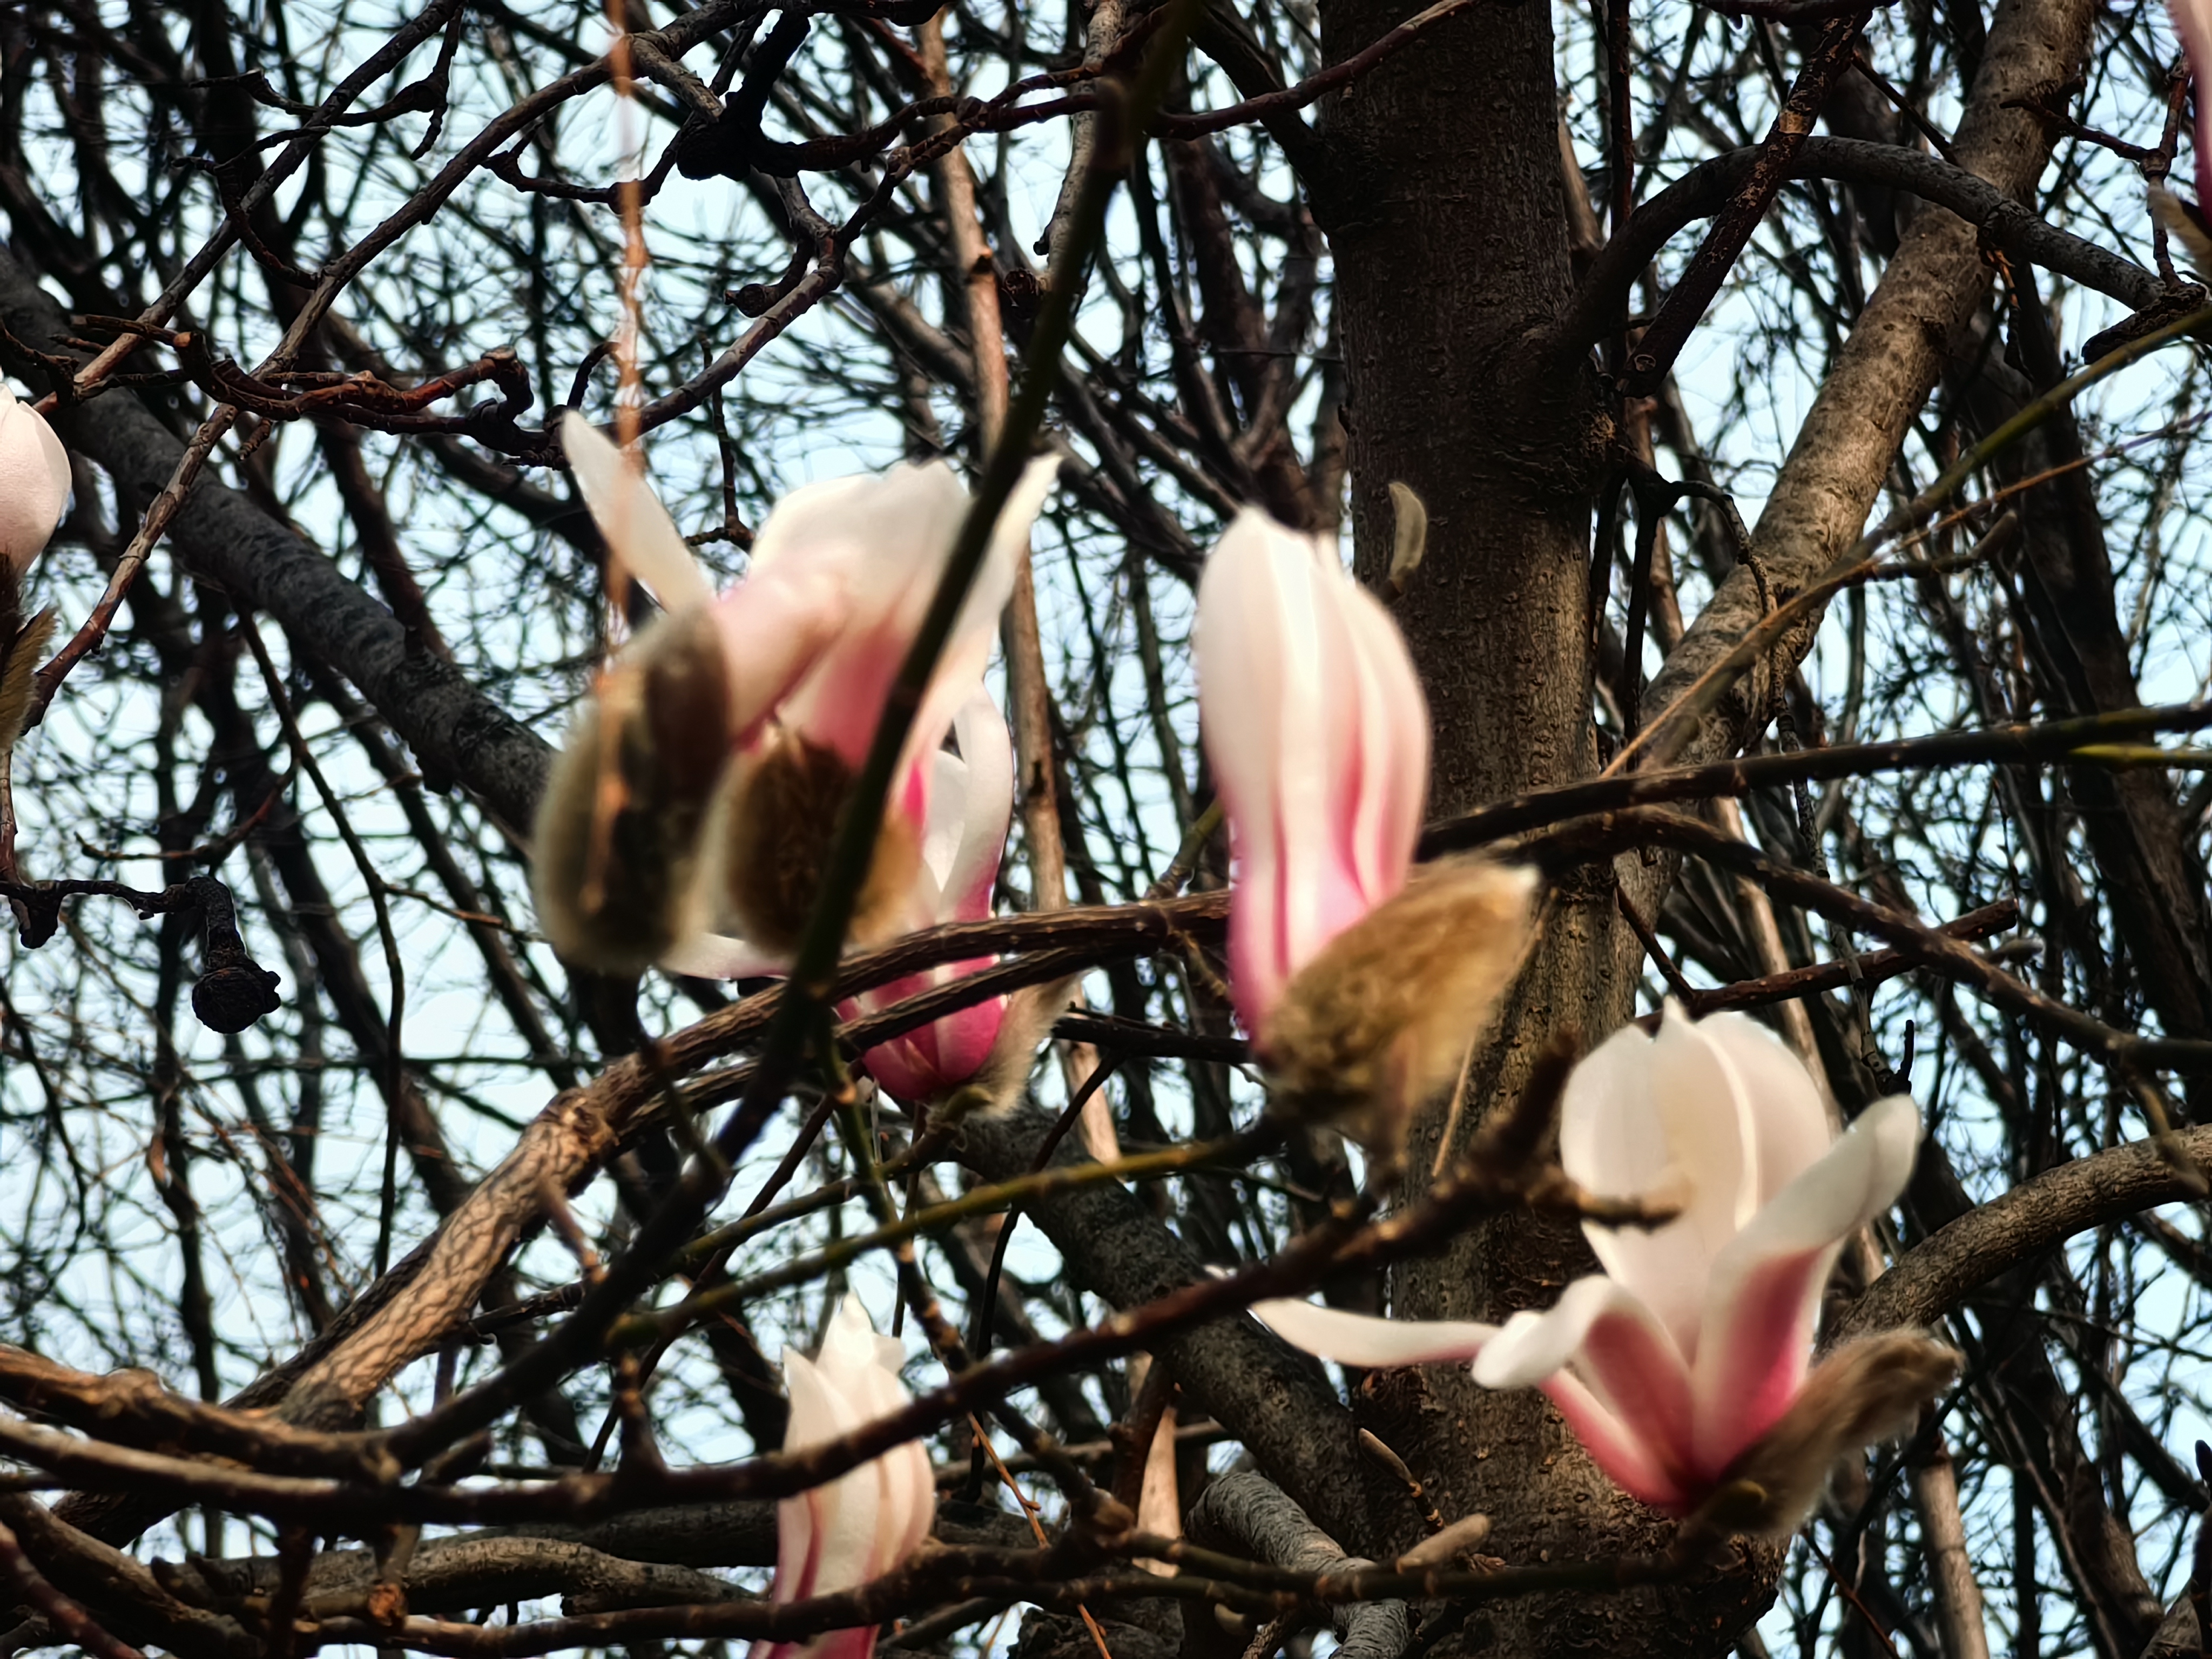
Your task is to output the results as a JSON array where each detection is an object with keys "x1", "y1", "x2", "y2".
[
  {"x1": 1253, "y1": 1005, "x2": 1953, "y2": 1533},
  {"x1": 0, "y1": 383, "x2": 69, "y2": 575},
  {"x1": 1192, "y1": 509, "x2": 1535, "y2": 1166},
  {"x1": 537, "y1": 413, "x2": 1054, "y2": 973},
  {"x1": 760, "y1": 1294, "x2": 935, "y2": 1659},
  {"x1": 1193, "y1": 509, "x2": 1430, "y2": 1036}
]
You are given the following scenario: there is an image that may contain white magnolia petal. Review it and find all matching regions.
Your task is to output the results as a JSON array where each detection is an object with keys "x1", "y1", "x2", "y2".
[
  {"x1": 559, "y1": 412, "x2": 715, "y2": 612},
  {"x1": 1697, "y1": 1011, "x2": 1832, "y2": 1207},
  {"x1": 903, "y1": 455, "x2": 1061, "y2": 793},
  {"x1": 747, "y1": 462, "x2": 968, "y2": 581},
  {"x1": 933, "y1": 688, "x2": 1013, "y2": 926},
  {"x1": 774, "y1": 1351, "x2": 862, "y2": 1602},
  {"x1": 0, "y1": 386, "x2": 70, "y2": 575},
  {"x1": 1557, "y1": 1019, "x2": 1665, "y2": 1198},
  {"x1": 1688, "y1": 1094, "x2": 1923, "y2": 1474},
  {"x1": 1250, "y1": 1298, "x2": 1499, "y2": 1366},
  {"x1": 1562, "y1": 1014, "x2": 1736, "y2": 1356}
]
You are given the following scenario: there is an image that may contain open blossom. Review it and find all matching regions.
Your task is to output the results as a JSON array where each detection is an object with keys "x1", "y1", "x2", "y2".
[
  {"x1": 0, "y1": 383, "x2": 69, "y2": 577},
  {"x1": 1193, "y1": 508, "x2": 1535, "y2": 1165},
  {"x1": 1253, "y1": 1004, "x2": 1957, "y2": 1536},
  {"x1": 759, "y1": 1296, "x2": 935, "y2": 1659},
  {"x1": 534, "y1": 411, "x2": 1056, "y2": 973}
]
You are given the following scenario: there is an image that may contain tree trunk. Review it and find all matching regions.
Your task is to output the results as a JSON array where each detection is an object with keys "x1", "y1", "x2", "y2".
[
  {"x1": 1310, "y1": 0, "x2": 1740, "y2": 1650},
  {"x1": 1312, "y1": 0, "x2": 2100, "y2": 1642}
]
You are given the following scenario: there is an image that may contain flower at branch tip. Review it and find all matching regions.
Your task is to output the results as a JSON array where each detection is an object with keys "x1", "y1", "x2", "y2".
[
  {"x1": 533, "y1": 410, "x2": 1057, "y2": 974},
  {"x1": 0, "y1": 383, "x2": 67, "y2": 754},
  {"x1": 1251, "y1": 1003, "x2": 1958, "y2": 1538},
  {"x1": 843, "y1": 687, "x2": 1072, "y2": 1116},
  {"x1": 759, "y1": 1294, "x2": 935, "y2": 1659},
  {"x1": 0, "y1": 383, "x2": 69, "y2": 578},
  {"x1": 1193, "y1": 507, "x2": 1537, "y2": 1171}
]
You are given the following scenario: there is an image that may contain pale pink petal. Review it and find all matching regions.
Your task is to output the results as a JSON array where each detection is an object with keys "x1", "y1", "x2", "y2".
[
  {"x1": 794, "y1": 1313, "x2": 891, "y2": 1598},
  {"x1": 558, "y1": 410, "x2": 716, "y2": 613},
  {"x1": 774, "y1": 1352, "x2": 857, "y2": 1602},
  {"x1": 1471, "y1": 1279, "x2": 1695, "y2": 1491},
  {"x1": 898, "y1": 455, "x2": 1060, "y2": 799},
  {"x1": 1688, "y1": 1094, "x2": 1921, "y2": 1474},
  {"x1": 2171, "y1": 0, "x2": 2212, "y2": 203},
  {"x1": 0, "y1": 387, "x2": 69, "y2": 576},
  {"x1": 760, "y1": 464, "x2": 970, "y2": 766},
  {"x1": 1534, "y1": 1368, "x2": 1695, "y2": 1514},
  {"x1": 1250, "y1": 1298, "x2": 1499, "y2": 1365},
  {"x1": 1331, "y1": 556, "x2": 1428, "y2": 907},
  {"x1": 709, "y1": 562, "x2": 854, "y2": 747},
  {"x1": 1563, "y1": 1006, "x2": 1756, "y2": 1358},
  {"x1": 1697, "y1": 1011, "x2": 1833, "y2": 1206},
  {"x1": 1195, "y1": 511, "x2": 1411, "y2": 1032},
  {"x1": 925, "y1": 689, "x2": 1013, "y2": 927}
]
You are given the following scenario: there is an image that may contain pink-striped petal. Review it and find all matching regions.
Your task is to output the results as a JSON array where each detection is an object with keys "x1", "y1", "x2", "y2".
[
  {"x1": 1250, "y1": 1298, "x2": 1499, "y2": 1366},
  {"x1": 1689, "y1": 1093, "x2": 1921, "y2": 1474},
  {"x1": 1472, "y1": 1278, "x2": 1696, "y2": 1490},
  {"x1": 1195, "y1": 510, "x2": 1425, "y2": 1033},
  {"x1": 1533, "y1": 1368, "x2": 1695, "y2": 1514}
]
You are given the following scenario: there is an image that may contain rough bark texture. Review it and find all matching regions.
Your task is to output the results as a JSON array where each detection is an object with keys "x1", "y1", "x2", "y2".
[
  {"x1": 1310, "y1": 0, "x2": 2095, "y2": 1648},
  {"x1": 1309, "y1": 0, "x2": 1699, "y2": 1646}
]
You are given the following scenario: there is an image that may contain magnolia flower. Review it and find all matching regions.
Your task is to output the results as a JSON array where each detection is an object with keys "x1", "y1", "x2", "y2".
[
  {"x1": 841, "y1": 686, "x2": 1060, "y2": 1114},
  {"x1": 535, "y1": 412, "x2": 1056, "y2": 973},
  {"x1": 0, "y1": 384, "x2": 68, "y2": 577},
  {"x1": 1193, "y1": 508, "x2": 1535, "y2": 1165},
  {"x1": 760, "y1": 1295, "x2": 935, "y2": 1659},
  {"x1": 0, "y1": 384, "x2": 68, "y2": 754},
  {"x1": 1253, "y1": 1005, "x2": 1958, "y2": 1537}
]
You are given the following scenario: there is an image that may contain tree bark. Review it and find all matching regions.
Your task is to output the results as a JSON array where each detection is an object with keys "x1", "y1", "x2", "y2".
[
  {"x1": 1311, "y1": 0, "x2": 2094, "y2": 1648},
  {"x1": 1311, "y1": 0, "x2": 1698, "y2": 1646}
]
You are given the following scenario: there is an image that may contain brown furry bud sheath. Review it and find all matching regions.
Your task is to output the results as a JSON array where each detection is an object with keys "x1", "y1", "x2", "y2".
[{"x1": 1258, "y1": 856, "x2": 1536, "y2": 1173}]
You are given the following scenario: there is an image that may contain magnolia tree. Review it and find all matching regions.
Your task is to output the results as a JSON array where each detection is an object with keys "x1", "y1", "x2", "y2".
[{"x1": 5, "y1": 0, "x2": 2212, "y2": 1651}]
